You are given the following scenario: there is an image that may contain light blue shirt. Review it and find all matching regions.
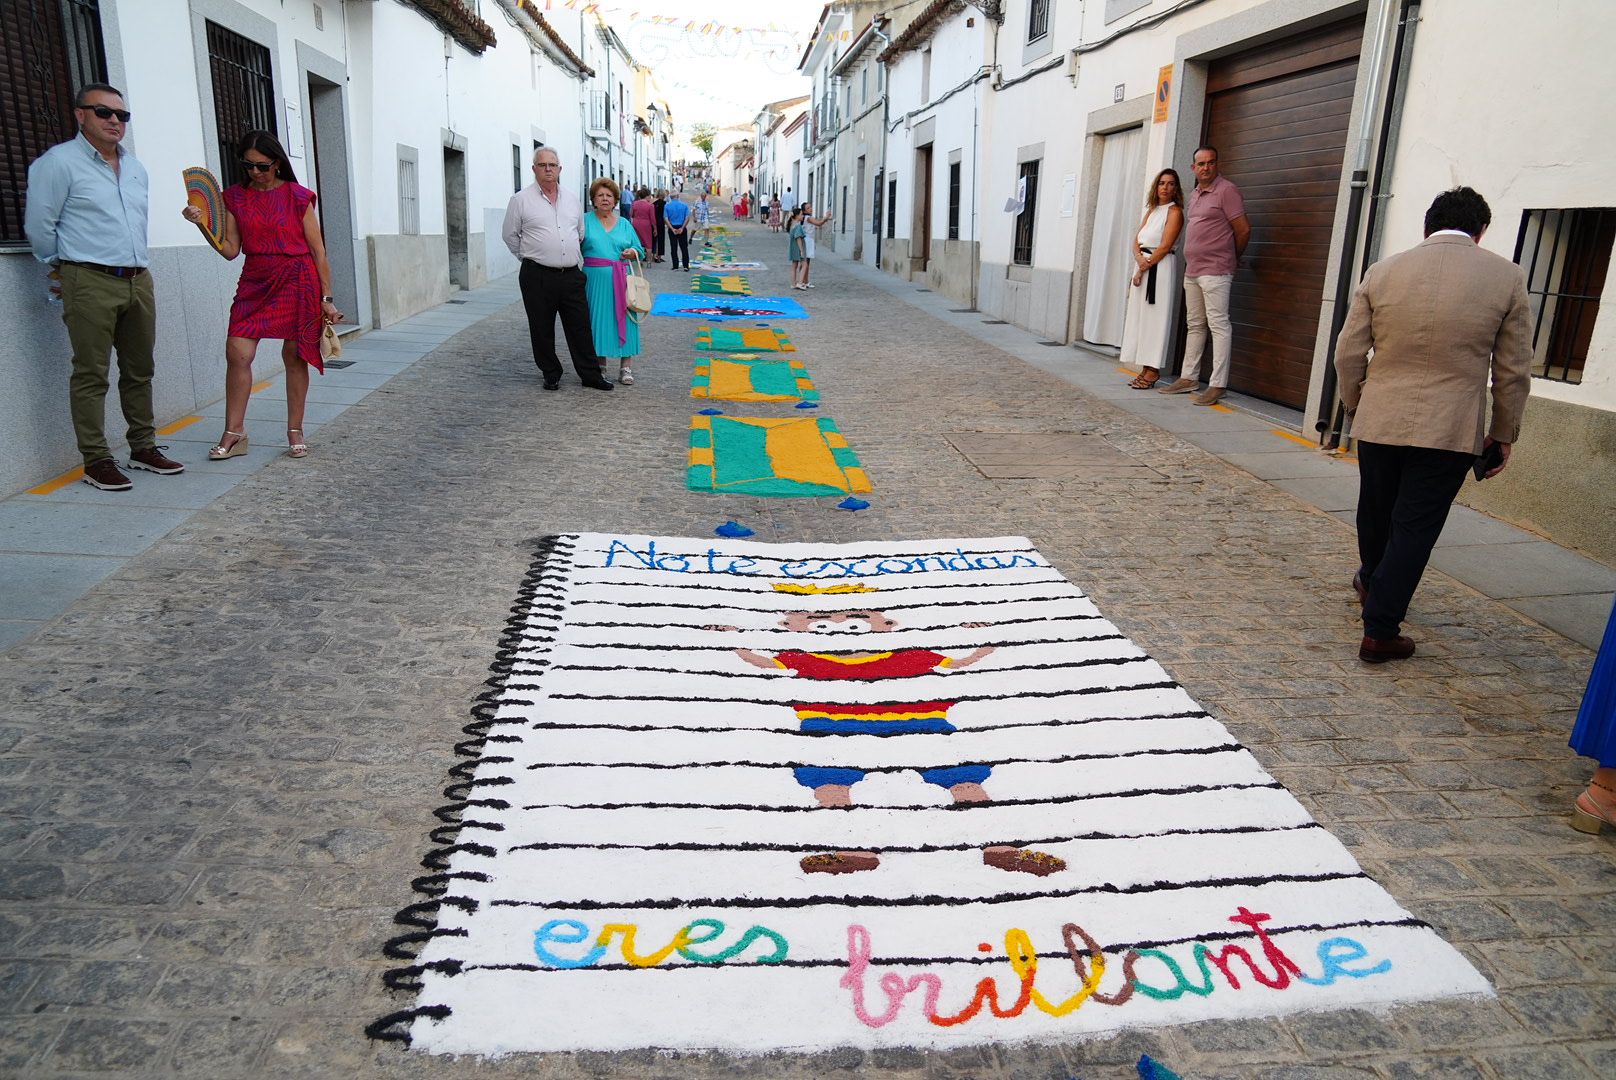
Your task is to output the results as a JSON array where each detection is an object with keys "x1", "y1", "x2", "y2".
[{"x1": 25, "y1": 133, "x2": 150, "y2": 268}]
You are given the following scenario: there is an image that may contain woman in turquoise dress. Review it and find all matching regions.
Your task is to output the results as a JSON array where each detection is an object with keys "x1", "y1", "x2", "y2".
[{"x1": 582, "y1": 178, "x2": 645, "y2": 385}]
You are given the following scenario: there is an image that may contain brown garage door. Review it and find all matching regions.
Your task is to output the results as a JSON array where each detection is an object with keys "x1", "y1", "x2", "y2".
[{"x1": 1202, "y1": 20, "x2": 1361, "y2": 408}]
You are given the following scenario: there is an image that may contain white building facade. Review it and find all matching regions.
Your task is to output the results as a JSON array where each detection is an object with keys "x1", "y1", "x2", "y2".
[{"x1": 1, "y1": 0, "x2": 594, "y2": 497}]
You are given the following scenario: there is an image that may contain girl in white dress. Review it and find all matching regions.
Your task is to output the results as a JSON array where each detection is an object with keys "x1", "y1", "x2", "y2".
[{"x1": 1120, "y1": 168, "x2": 1185, "y2": 389}]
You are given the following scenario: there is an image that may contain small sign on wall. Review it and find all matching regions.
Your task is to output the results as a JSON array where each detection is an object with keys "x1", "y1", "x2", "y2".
[
  {"x1": 1154, "y1": 64, "x2": 1173, "y2": 123},
  {"x1": 1060, "y1": 175, "x2": 1077, "y2": 218},
  {"x1": 1113, "y1": 83, "x2": 1126, "y2": 103}
]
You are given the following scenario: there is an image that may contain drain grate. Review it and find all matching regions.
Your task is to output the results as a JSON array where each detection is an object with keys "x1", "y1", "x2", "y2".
[
  {"x1": 948, "y1": 308, "x2": 978, "y2": 313},
  {"x1": 916, "y1": 288, "x2": 932, "y2": 292},
  {"x1": 1038, "y1": 341, "x2": 1066, "y2": 347},
  {"x1": 982, "y1": 319, "x2": 1008, "y2": 325},
  {"x1": 446, "y1": 299, "x2": 468, "y2": 304},
  {"x1": 323, "y1": 359, "x2": 356, "y2": 369}
]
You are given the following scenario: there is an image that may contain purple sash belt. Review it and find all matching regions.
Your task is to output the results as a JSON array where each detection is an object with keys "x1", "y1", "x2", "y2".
[{"x1": 584, "y1": 257, "x2": 628, "y2": 345}]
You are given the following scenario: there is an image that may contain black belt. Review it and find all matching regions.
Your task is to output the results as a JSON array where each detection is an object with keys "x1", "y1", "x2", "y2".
[
  {"x1": 69, "y1": 261, "x2": 145, "y2": 278},
  {"x1": 523, "y1": 259, "x2": 578, "y2": 272},
  {"x1": 1139, "y1": 247, "x2": 1158, "y2": 304}
]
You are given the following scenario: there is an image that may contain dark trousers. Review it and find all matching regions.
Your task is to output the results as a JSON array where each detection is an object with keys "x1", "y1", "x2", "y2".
[
  {"x1": 1356, "y1": 440, "x2": 1476, "y2": 639},
  {"x1": 517, "y1": 260, "x2": 599, "y2": 382},
  {"x1": 653, "y1": 220, "x2": 666, "y2": 258},
  {"x1": 668, "y1": 229, "x2": 690, "y2": 269}
]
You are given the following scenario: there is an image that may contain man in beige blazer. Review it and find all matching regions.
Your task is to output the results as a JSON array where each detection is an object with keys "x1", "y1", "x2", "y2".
[{"x1": 1335, "y1": 187, "x2": 1532, "y2": 663}]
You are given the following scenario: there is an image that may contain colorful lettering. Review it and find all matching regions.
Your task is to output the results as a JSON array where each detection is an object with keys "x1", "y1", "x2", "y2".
[
  {"x1": 533, "y1": 919, "x2": 607, "y2": 969},
  {"x1": 1296, "y1": 937, "x2": 1392, "y2": 985}
]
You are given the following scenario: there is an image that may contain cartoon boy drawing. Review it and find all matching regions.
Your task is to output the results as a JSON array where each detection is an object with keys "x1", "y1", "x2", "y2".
[{"x1": 715, "y1": 608, "x2": 1067, "y2": 878}]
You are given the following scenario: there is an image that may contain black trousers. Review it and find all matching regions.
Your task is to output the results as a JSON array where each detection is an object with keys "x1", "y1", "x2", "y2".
[
  {"x1": 518, "y1": 261, "x2": 599, "y2": 382},
  {"x1": 652, "y1": 219, "x2": 666, "y2": 257},
  {"x1": 667, "y1": 229, "x2": 690, "y2": 269},
  {"x1": 1356, "y1": 440, "x2": 1476, "y2": 640}
]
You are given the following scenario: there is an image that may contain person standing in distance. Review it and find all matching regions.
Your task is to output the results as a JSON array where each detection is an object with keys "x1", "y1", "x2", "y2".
[
  {"x1": 25, "y1": 82, "x2": 185, "y2": 490},
  {"x1": 1158, "y1": 145, "x2": 1249, "y2": 406},
  {"x1": 501, "y1": 147, "x2": 613, "y2": 390},
  {"x1": 1334, "y1": 186, "x2": 1532, "y2": 663},
  {"x1": 663, "y1": 189, "x2": 692, "y2": 272}
]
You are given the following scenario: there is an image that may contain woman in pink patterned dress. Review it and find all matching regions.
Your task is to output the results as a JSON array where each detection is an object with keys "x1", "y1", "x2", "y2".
[{"x1": 181, "y1": 130, "x2": 341, "y2": 459}]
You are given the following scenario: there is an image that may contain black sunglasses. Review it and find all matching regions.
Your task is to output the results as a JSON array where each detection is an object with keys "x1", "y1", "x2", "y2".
[
  {"x1": 80, "y1": 104, "x2": 131, "y2": 122},
  {"x1": 240, "y1": 160, "x2": 278, "y2": 173}
]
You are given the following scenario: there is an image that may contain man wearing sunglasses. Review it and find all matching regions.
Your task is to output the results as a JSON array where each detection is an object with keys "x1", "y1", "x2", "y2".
[{"x1": 26, "y1": 83, "x2": 182, "y2": 490}]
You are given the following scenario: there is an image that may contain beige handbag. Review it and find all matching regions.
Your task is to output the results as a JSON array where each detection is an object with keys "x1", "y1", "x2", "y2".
[
  {"x1": 625, "y1": 260, "x2": 652, "y2": 321},
  {"x1": 319, "y1": 320, "x2": 343, "y2": 360}
]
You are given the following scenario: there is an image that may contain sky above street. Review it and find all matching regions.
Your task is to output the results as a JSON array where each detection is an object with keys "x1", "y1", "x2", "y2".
[{"x1": 592, "y1": 0, "x2": 825, "y2": 130}]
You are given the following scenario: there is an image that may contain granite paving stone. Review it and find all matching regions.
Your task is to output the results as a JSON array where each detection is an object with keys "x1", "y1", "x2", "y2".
[{"x1": 0, "y1": 220, "x2": 1610, "y2": 1079}]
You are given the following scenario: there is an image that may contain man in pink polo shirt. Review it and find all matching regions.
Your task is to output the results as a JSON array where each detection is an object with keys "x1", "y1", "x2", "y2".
[{"x1": 1159, "y1": 145, "x2": 1250, "y2": 406}]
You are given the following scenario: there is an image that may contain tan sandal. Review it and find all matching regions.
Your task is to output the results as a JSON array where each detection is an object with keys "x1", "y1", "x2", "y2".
[
  {"x1": 208, "y1": 431, "x2": 248, "y2": 460},
  {"x1": 1128, "y1": 368, "x2": 1160, "y2": 390},
  {"x1": 286, "y1": 428, "x2": 308, "y2": 458}
]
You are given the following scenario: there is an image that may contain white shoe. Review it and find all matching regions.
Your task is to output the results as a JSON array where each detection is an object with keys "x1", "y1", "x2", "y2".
[
  {"x1": 804, "y1": 283, "x2": 815, "y2": 289},
  {"x1": 618, "y1": 366, "x2": 635, "y2": 385}
]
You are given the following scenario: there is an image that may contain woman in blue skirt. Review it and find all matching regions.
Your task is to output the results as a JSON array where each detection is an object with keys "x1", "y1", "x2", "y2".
[
  {"x1": 1570, "y1": 596, "x2": 1616, "y2": 834},
  {"x1": 581, "y1": 177, "x2": 644, "y2": 386}
]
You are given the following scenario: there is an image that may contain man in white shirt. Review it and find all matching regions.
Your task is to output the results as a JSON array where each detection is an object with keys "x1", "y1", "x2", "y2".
[{"x1": 501, "y1": 147, "x2": 612, "y2": 390}]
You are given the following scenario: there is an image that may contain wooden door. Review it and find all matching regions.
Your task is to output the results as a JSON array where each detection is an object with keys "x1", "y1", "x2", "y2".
[{"x1": 1202, "y1": 19, "x2": 1361, "y2": 407}]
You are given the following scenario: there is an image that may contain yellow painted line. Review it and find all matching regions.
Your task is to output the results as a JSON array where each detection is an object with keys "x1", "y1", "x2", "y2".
[
  {"x1": 28, "y1": 467, "x2": 85, "y2": 495},
  {"x1": 250, "y1": 380, "x2": 272, "y2": 394},
  {"x1": 157, "y1": 415, "x2": 203, "y2": 435},
  {"x1": 1270, "y1": 428, "x2": 1316, "y2": 448},
  {"x1": 1208, "y1": 403, "x2": 1234, "y2": 413},
  {"x1": 1116, "y1": 366, "x2": 1137, "y2": 376}
]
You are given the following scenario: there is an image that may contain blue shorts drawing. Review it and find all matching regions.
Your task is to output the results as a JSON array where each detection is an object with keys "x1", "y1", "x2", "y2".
[{"x1": 792, "y1": 715, "x2": 993, "y2": 790}]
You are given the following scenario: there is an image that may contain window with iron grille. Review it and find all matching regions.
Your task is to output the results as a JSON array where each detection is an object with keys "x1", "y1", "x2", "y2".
[
  {"x1": 2, "y1": 0, "x2": 108, "y2": 248},
  {"x1": 948, "y1": 161, "x2": 961, "y2": 241},
  {"x1": 1028, "y1": 0, "x2": 1051, "y2": 42},
  {"x1": 887, "y1": 176, "x2": 897, "y2": 239},
  {"x1": 872, "y1": 172, "x2": 882, "y2": 235},
  {"x1": 398, "y1": 155, "x2": 420, "y2": 235},
  {"x1": 512, "y1": 144, "x2": 522, "y2": 193},
  {"x1": 1513, "y1": 208, "x2": 1614, "y2": 384},
  {"x1": 1012, "y1": 160, "x2": 1040, "y2": 265},
  {"x1": 206, "y1": 21, "x2": 276, "y2": 190}
]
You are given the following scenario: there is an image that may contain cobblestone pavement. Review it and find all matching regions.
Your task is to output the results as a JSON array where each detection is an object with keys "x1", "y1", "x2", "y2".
[{"x1": 2, "y1": 221, "x2": 1612, "y2": 1080}]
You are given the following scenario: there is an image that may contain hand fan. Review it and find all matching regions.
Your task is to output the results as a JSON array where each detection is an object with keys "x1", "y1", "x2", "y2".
[{"x1": 182, "y1": 166, "x2": 227, "y2": 254}]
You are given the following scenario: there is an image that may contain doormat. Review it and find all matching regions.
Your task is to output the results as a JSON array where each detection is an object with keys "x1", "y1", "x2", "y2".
[
  {"x1": 688, "y1": 414, "x2": 870, "y2": 497},
  {"x1": 658, "y1": 296, "x2": 808, "y2": 321},
  {"x1": 690, "y1": 274, "x2": 754, "y2": 295},
  {"x1": 695, "y1": 326, "x2": 796, "y2": 352},
  {"x1": 693, "y1": 355, "x2": 819, "y2": 402},
  {"x1": 369, "y1": 534, "x2": 1490, "y2": 1055}
]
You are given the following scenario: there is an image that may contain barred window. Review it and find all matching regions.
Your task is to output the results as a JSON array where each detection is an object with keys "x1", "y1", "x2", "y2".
[
  {"x1": 1514, "y1": 208, "x2": 1614, "y2": 384},
  {"x1": 398, "y1": 155, "x2": 420, "y2": 235},
  {"x1": 512, "y1": 144, "x2": 522, "y2": 193},
  {"x1": 2, "y1": 0, "x2": 108, "y2": 247},
  {"x1": 887, "y1": 175, "x2": 897, "y2": 239},
  {"x1": 206, "y1": 21, "x2": 277, "y2": 190},
  {"x1": 1028, "y1": 0, "x2": 1051, "y2": 43},
  {"x1": 1013, "y1": 160, "x2": 1040, "y2": 265}
]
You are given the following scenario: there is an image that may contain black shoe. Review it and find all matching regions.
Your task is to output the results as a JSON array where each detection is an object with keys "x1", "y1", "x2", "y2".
[
  {"x1": 543, "y1": 379, "x2": 559, "y2": 391},
  {"x1": 1359, "y1": 635, "x2": 1416, "y2": 664},
  {"x1": 581, "y1": 378, "x2": 614, "y2": 391}
]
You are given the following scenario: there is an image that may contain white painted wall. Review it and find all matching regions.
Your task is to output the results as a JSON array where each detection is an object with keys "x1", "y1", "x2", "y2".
[{"x1": 1380, "y1": 0, "x2": 1616, "y2": 412}]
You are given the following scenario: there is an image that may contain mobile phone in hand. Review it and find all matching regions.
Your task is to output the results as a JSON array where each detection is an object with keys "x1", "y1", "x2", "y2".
[{"x1": 1472, "y1": 441, "x2": 1504, "y2": 481}]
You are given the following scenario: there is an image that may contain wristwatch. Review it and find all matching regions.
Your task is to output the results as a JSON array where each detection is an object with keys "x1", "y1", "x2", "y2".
[{"x1": 321, "y1": 295, "x2": 335, "y2": 303}]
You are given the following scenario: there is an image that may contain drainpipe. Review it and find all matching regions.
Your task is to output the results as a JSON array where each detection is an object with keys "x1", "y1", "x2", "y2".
[
  {"x1": 872, "y1": 21, "x2": 892, "y2": 270},
  {"x1": 1315, "y1": 0, "x2": 1412, "y2": 447}
]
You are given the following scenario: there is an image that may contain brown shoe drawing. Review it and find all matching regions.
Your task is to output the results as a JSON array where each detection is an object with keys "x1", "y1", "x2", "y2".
[
  {"x1": 800, "y1": 852, "x2": 880, "y2": 875},
  {"x1": 983, "y1": 847, "x2": 1066, "y2": 876}
]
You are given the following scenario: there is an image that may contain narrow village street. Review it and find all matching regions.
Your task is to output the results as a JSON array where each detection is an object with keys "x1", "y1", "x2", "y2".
[{"x1": 2, "y1": 218, "x2": 1612, "y2": 1078}]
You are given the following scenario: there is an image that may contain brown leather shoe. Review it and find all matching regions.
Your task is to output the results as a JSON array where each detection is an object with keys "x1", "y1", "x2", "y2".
[
  {"x1": 1191, "y1": 386, "x2": 1226, "y2": 406},
  {"x1": 1359, "y1": 635, "x2": 1416, "y2": 663},
  {"x1": 1352, "y1": 571, "x2": 1367, "y2": 605},
  {"x1": 1156, "y1": 377, "x2": 1198, "y2": 395},
  {"x1": 82, "y1": 458, "x2": 132, "y2": 491},
  {"x1": 128, "y1": 445, "x2": 184, "y2": 474}
]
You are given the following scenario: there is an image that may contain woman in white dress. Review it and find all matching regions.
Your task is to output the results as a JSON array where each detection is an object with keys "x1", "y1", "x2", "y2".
[{"x1": 1120, "y1": 168, "x2": 1185, "y2": 389}]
